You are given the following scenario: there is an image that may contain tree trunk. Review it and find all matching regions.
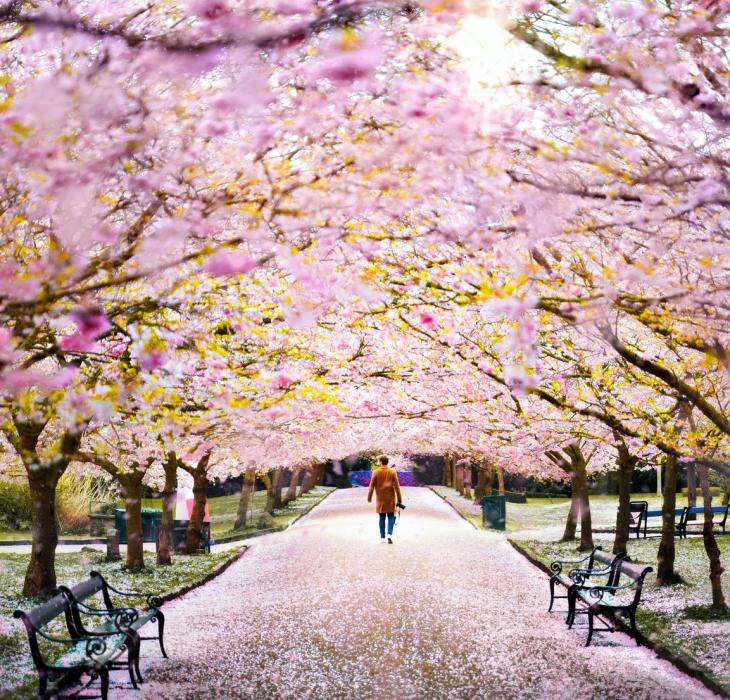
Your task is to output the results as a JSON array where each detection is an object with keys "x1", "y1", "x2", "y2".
[
  {"x1": 157, "y1": 454, "x2": 177, "y2": 565},
  {"x1": 234, "y1": 469, "x2": 256, "y2": 530},
  {"x1": 686, "y1": 463, "x2": 697, "y2": 521},
  {"x1": 698, "y1": 465, "x2": 727, "y2": 610},
  {"x1": 315, "y1": 463, "x2": 326, "y2": 486},
  {"x1": 300, "y1": 466, "x2": 316, "y2": 494},
  {"x1": 454, "y1": 457, "x2": 464, "y2": 495},
  {"x1": 443, "y1": 455, "x2": 452, "y2": 487},
  {"x1": 184, "y1": 471, "x2": 208, "y2": 554},
  {"x1": 262, "y1": 472, "x2": 277, "y2": 515},
  {"x1": 561, "y1": 481, "x2": 579, "y2": 543},
  {"x1": 463, "y1": 460, "x2": 472, "y2": 500},
  {"x1": 657, "y1": 455, "x2": 679, "y2": 585},
  {"x1": 24, "y1": 470, "x2": 61, "y2": 597},
  {"x1": 553, "y1": 444, "x2": 592, "y2": 550},
  {"x1": 122, "y1": 476, "x2": 145, "y2": 569},
  {"x1": 474, "y1": 460, "x2": 489, "y2": 502},
  {"x1": 485, "y1": 462, "x2": 494, "y2": 496},
  {"x1": 613, "y1": 442, "x2": 637, "y2": 556},
  {"x1": 723, "y1": 477, "x2": 730, "y2": 506},
  {"x1": 575, "y1": 465, "x2": 594, "y2": 552},
  {"x1": 496, "y1": 465, "x2": 505, "y2": 496},
  {"x1": 271, "y1": 468, "x2": 284, "y2": 509},
  {"x1": 284, "y1": 467, "x2": 302, "y2": 505}
]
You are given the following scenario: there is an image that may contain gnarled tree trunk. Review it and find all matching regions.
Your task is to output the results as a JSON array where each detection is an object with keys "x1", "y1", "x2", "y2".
[
  {"x1": 657, "y1": 455, "x2": 680, "y2": 585},
  {"x1": 454, "y1": 456, "x2": 464, "y2": 495},
  {"x1": 3, "y1": 417, "x2": 81, "y2": 597},
  {"x1": 547, "y1": 443, "x2": 593, "y2": 550},
  {"x1": 121, "y1": 473, "x2": 145, "y2": 569},
  {"x1": 300, "y1": 466, "x2": 316, "y2": 494},
  {"x1": 443, "y1": 454, "x2": 453, "y2": 487},
  {"x1": 474, "y1": 459, "x2": 491, "y2": 502},
  {"x1": 284, "y1": 467, "x2": 302, "y2": 505},
  {"x1": 262, "y1": 469, "x2": 283, "y2": 515},
  {"x1": 234, "y1": 469, "x2": 256, "y2": 530},
  {"x1": 613, "y1": 438, "x2": 637, "y2": 556},
  {"x1": 496, "y1": 465, "x2": 505, "y2": 496},
  {"x1": 184, "y1": 452, "x2": 211, "y2": 554},
  {"x1": 686, "y1": 463, "x2": 697, "y2": 522},
  {"x1": 25, "y1": 470, "x2": 62, "y2": 597},
  {"x1": 157, "y1": 453, "x2": 177, "y2": 565},
  {"x1": 698, "y1": 465, "x2": 727, "y2": 611},
  {"x1": 462, "y1": 460, "x2": 472, "y2": 500},
  {"x1": 315, "y1": 463, "x2": 326, "y2": 486}
]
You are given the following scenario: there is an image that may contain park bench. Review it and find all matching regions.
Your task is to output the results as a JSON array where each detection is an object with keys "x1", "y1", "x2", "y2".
[
  {"x1": 13, "y1": 591, "x2": 138, "y2": 699},
  {"x1": 677, "y1": 504, "x2": 729, "y2": 539},
  {"x1": 568, "y1": 559, "x2": 653, "y2": 647},
  {"x1": 548, "y1": 546, "x2": 625, "y2": 615},
  {"x1": 57, "y1": 571, "x2": 167, "y2": 683},
  {"x1": 628, "y1": 500, "x2": 684, "y2": 538}
]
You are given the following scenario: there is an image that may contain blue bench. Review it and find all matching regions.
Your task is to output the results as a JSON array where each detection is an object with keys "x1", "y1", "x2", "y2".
[
  {"x1": 677, "y1": 505, "x2": 729, "y2": 538},
  {"x1": 628, "y1": 501, "x2": 684, "y2": 539}
]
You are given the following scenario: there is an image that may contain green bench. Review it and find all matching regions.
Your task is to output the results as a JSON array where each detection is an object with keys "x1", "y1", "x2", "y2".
[
  {"x1": 569, "y1": 559, "x2": 653, "y2": 646},
  {"x1": 548, "y1": 546, "x2": 626, "y2": 616},
  {"x1": 14, "y1": 592, "x2": 137, "y2": 699},
  {"x1": 15, "y1": 572, "x2": 166, "y2": 699}
]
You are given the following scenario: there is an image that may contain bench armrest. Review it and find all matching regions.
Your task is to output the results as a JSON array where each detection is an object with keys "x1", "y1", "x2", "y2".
[
  {"x1": 581, "y1": 580, "x2": 638, "y2": 601},
  {"x1": 550, "y1": 552, "x2": 592, "y2": 574},
  {"x1": 34, "y1": 628, "x2": 76, "y2": 646},
  {"x1": 75, "y1": 601, "x2": 140, "y2": 630},
  {"x1": 569, "y1": 565, "x2": 612, "y2": 584},
  {"x1": 104, "y1": 582, "x2": 162, "y2": 609}
]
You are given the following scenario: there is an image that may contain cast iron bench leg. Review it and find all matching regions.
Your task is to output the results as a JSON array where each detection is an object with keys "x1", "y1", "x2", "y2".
[
  {"x1": 586, "y1": 608, "x2": 595, "y2": 647},
  {"x1": 548, "y1": 577, "x2": 556, "y2": 612},
  {"x1": 100, "y1": 666, "x2": 110, "y2": 700},
  {"x1": 157, "y1": 610, "x2": 168, "y2": 658}
]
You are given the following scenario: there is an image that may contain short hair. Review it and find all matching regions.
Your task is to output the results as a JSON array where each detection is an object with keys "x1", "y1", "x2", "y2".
[{"x1": 378, "y1": 455, "x2": 389, "y2": 465}]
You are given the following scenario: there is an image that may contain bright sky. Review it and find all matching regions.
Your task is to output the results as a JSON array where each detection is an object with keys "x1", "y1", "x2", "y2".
[{"x1": 451, "y1": 14, "x2": 537, "y2": 101}]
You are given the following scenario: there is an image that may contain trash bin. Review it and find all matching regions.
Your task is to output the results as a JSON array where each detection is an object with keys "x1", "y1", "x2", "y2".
[
  {"x1": 482, "y1": 495, "x2": 506, "y2": 530},
  {"x1": 113, "y1": 508, "x2": 162, "y2": 544}
]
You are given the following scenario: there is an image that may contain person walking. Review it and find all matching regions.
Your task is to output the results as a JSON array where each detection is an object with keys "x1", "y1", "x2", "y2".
[{"x1": 367, "y1": 455, "x2": 403, "y2": 543}]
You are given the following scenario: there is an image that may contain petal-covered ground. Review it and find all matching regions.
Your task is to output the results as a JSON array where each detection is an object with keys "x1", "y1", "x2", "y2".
[{"x1": 126, "y1": 488, "x2": 719, "y2": 700}]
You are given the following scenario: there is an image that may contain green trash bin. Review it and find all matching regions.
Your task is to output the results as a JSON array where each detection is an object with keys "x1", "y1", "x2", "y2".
[
  {"x1": 113, "y1": 508, "x2": 162, "y2": 544},
  {"x1": 482, "y1": 495, "x2": 506, "y2": 530}
]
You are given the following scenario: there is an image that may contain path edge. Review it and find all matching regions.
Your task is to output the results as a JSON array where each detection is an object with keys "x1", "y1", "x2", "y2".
[
  {"x1": 427, "y1": 486, "x2": 479, "y2": 530},
  {"x1": 158, "y1": 545, "x2": 249, "y2": 605},
  {"x1": 214, "y1": 486, "x2": 337, "y2": 545},
  {"x1": 160, "y1": 488, "x2": 336, "y2": 603},
  {"x1": 507, "y1": 538, "x2": 729, "y2": 700}
]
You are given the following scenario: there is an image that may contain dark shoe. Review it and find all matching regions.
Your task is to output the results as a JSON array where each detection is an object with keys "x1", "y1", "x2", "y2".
[{"x1": 387, "y1": 536, "x2": 393, "y2": 544}]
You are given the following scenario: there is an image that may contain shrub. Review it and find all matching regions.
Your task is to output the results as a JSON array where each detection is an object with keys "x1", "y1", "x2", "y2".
[
  {"x1": 0, "y1": 482, "x2": 31, "y2": 530},
  {"x1": 56, "y1": 474, "x2": 117, "y2": 534}
]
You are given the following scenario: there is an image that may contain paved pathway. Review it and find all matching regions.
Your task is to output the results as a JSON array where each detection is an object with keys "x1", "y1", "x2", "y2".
[{"x1": 126, "y1": 488, "x2": 719, "y2": 700}]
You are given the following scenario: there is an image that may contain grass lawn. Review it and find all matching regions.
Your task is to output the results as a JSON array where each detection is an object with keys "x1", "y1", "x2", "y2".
[
  {"x1": 0, "y1": 546, "x2": 245, "y2": 700},
  {"x1": 434, "y1": 484, "x2": 729, "y2": 693},
  {"x1": 512, "y1": 537, "x2": 730, "y2": 695},
  {"x1": 1, "y1": 486, "x2": 335, "y2": 542}
]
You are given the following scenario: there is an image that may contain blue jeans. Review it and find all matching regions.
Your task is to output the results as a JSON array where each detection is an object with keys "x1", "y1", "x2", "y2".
[{"x1": 379, "y1": 512, "x2": 396, "y2": 538}]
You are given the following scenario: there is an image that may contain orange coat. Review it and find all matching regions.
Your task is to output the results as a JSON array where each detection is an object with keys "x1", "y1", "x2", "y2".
[{"x1": 367, "y1": 466, "x2": 402, "y2": 514}]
